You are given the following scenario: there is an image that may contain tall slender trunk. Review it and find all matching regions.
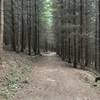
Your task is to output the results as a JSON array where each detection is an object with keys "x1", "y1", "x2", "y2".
[
  {"x1": 16, "y1": 0, "x2": 20, "y2": 52},
  {"x1": 11, "y1": 0, "x2": 16, "y2": 51},
  {"x1": 73, "y1": 0, "x2": 77, "y2": 68},
  {"x1": 60, "y1": 0, "x2": 65, "y2": 60},
  {"x1": 68, "y1": 0, "x2": 71, "y2": 63},
  {"x1": 0, "y1": 0, "x2": 4, "y2": 64},
  {"x1": 85, "y1": 0, "x2": 88, "y2": 66},
  {"x1": 34, "y1": 0, "x2": 38, "y2": 55},
  {"x1": 98, "y1": 0, "x2": 100, "y2": 70},
  {"x1": 80, "y1": 0, "x2": 84, "y2": 68},
  {"x1": 37, "y1": 0, "x2": 40, "y2": 54},
  {"x1": 28, "y1": 0, "x2": 32, "y2": 55},
  {"x1": 95, "y1": 0, "x2": 98, "y2": 69},
  {"x1": 21, "y1": 0, "x2": 24, "y2": 52}
]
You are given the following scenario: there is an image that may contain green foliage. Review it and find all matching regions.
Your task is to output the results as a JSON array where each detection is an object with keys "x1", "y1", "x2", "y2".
[
  {"x1": 40, "y1": 0, "x2": 54, "y2": 27},
  {"x1": 39, "y1": 0, "x2": 56, "y2": 48}
]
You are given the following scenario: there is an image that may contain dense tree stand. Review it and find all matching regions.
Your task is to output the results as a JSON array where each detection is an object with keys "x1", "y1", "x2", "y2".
[
  {"x1": 1, "y1": 0, "x2": 100, "y2": 99},
  {"x1": 3, "y1": 0, "x2": 100, "y2": 71}
]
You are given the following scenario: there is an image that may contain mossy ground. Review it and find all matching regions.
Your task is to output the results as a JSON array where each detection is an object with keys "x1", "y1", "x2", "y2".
[{"x1": 0, "y1": 52, "x2": 33, "y2": 99}]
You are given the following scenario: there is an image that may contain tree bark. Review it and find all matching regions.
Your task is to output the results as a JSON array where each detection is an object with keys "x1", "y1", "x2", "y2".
[
  {"x1": 73, "y1": 0, "x2": 77, "y2": 68},
  {"x1": 80, "y1": 0, "x2": 84, "y2": 68},
  {"x1": 21, "y1": 0, "x2": 24, "y2": 52},
  {"x1": 99, "y1": 0, "x2": 100, "y2": 70},
  {"x1": 11, "y1": 0, "x2": 16, "y2": 51},
  {"x1": 0, "y1": 0, "x2": 4, "y2": 65}
]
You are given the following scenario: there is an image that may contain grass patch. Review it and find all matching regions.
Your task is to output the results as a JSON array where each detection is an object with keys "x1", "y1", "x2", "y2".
[{"x1": 0, "y1": 62, "x2": 32, "y2": 99}]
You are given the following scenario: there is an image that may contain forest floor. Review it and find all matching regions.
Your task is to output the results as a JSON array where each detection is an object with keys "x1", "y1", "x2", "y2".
[{"x1": 0, "y1": 51, "x2": 100, "y2": 100}]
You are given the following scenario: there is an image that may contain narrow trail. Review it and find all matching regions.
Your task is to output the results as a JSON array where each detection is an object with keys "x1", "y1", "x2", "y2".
[{"x1": 11, "y1": 52, "x2": 100, "y2": 100}]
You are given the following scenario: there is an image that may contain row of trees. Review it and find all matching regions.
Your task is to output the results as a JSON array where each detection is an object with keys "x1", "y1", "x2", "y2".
[
  {"x1": 1, "y1": 0, "x2": 100, "y2": 74},
  {"x1": 4, "y1": 0, "x2": 40, "y2": 55},
  {"x1": 4, "y1": 0, "x2": 56, "y2": 55},
  {"x1": 55, "y1": 0, "x2": 100, "y2": 72}
]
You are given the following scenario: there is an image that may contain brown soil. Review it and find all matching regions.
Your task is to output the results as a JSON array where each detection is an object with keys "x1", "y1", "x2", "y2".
[{"x1": 10, "y1": 52, "x2": 100, "y2": 100}]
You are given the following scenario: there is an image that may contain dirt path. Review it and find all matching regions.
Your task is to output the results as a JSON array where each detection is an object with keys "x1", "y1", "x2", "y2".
[{"x1": 11, "y1": 52, "x2": 100, "y2": 100}]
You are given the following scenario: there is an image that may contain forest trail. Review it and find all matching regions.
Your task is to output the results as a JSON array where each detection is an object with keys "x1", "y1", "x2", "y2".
[{"x1": 10, "y1": 52, "x2": 100, "y2": 100}]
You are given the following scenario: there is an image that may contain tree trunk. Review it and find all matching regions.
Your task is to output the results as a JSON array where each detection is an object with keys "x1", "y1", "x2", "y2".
[
  {"x1": 0, "y1": 0, "x2": 4, "y2": 65},
  {"x1": 68, "y1": 0, "x2": 71, "y2": 63},
  {"x1": 37, "y1": 0, "x2": 40, "y2": 54},
  {"x1": 11, "y1": 0, "x2": 16, "y2": 51},
  {"x1": 21, "y1": 0, "x2": 24, "y2": 52},
  {"x1": 85, "y1": 0, "x2": 88, "y2": 67},
  {"x1": 95, "y1": 0, "x2": 98, "y2": 69},
  {"x1": 80, "y1": 0, "x2": 84, "y2": 68},
  {"x1": 99, "y1": 0, "x2": 100, "y2": 70},
  {"x1": 73, "y1": 0, "x2": 77, "y2": 68}
]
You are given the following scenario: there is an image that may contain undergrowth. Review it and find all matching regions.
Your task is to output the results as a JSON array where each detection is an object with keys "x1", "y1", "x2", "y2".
[{"x1": 0, "y1": 62, "x2": 32, "y2": 99}]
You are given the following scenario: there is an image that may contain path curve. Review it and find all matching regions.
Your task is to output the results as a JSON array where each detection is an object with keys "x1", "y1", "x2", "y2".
[{"x1": 11, "y1": 53, "x2": 100, "y2": 100}]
